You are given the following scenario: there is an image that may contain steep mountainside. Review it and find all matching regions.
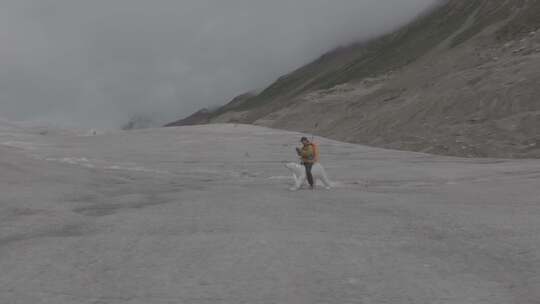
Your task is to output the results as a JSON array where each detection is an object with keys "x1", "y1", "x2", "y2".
[
  {"x1": 165, "y1": 108, "x2": 212, "y2": 127},
  {"x1": 167, "y1": 0, "x2": 540, "y2": 158}
]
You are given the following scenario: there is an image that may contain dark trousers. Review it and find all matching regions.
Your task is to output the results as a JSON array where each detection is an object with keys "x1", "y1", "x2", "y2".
[{"x1": 303, "y1": 163, "x2": 314, "y2": 187}]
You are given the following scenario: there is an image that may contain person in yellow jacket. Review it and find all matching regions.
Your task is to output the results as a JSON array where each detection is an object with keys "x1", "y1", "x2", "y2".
[{"x1": 296, "y1": 136, "x2": 316, "y2": 189}]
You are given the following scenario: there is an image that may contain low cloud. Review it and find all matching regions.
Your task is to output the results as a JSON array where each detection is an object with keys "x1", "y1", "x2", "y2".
[{"x1": 0, "y1": 0, "x2": 439, "y2": 128}]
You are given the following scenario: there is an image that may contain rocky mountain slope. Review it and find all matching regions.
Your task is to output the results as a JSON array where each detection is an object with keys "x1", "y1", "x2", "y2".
[
  {"x1": 167, "y1": 0, "x2": 540, "y2": 158},
  {"x1": 165, "y1": 93, "x2": 255, "y2": 127},
  {"x1": 164, "y1": 108, "x2": 212, "y2": 127}
]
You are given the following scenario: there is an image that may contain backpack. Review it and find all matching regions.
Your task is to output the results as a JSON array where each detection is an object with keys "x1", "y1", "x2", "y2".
[{"x1": 311, "y1": 142, "x2": 320, "y2": 162}]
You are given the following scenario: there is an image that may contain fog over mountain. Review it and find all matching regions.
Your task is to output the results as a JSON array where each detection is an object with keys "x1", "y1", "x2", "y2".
[{"x1": 0, "y1": 0, "x2": 439, "y2": 128}]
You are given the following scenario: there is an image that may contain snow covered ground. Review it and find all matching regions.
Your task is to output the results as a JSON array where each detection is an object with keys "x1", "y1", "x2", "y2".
[{"x1": 1, "y1": 123, "x2": 539, "y2": 303}]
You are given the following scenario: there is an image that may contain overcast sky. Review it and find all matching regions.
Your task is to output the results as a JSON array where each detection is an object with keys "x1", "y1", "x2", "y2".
[{"x1": 0, "y1": 0, "x2": 439, "y2": 128}]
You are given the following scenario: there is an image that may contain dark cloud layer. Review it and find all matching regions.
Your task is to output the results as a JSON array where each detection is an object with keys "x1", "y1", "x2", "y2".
[{"x1": 0, "y1": 0, "x2": 438, "y2": 128}]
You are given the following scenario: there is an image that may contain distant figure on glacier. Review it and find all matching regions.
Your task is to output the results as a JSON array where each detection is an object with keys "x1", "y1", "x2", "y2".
[
  {"x1": 288, "y1": 136, "x2": 332, "y2": 190},
  {"x1": 296, "y1": 137, "x2": 318, "y2": 189}
]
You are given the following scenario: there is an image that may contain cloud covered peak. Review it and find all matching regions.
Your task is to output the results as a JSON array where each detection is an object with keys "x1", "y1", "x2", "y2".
[{"x1": 0, "y1": 0, "x2": 438, "y2": 128}]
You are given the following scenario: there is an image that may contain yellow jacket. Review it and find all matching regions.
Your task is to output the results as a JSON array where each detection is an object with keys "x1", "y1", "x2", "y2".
[{"x1": 299, "y1": 144, "x2": 315, "y2": 164}]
